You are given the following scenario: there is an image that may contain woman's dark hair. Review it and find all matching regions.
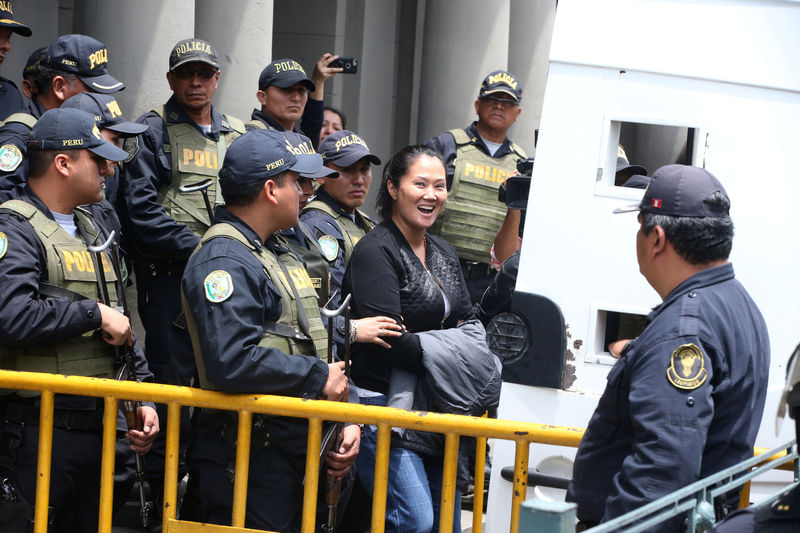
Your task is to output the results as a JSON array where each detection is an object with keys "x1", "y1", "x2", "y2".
[
  {"x1": 324, "y1": 106, "x2": 346, "y2": 129},
  {"x1": 375, "y1": 144, "x2": 445, "y2": 220}
]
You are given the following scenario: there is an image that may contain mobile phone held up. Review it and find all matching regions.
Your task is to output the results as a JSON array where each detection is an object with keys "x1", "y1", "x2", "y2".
[{"x1": 329, "y1": 57, "x2": 358, "y2": 74}]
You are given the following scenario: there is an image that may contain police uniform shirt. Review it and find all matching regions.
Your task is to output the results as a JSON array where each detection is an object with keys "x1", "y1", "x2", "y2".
[
  {"x1": 181, "y1": 207, "x2": 328, "y2": 396},
  {"x1": 566, "y1": 263, "x2": 770, "y2": 528},
  {"x1": 425, "y1": 121, "x2": 521, "y2": 190},
  {"x1": 0, "y1": 186, "x2": 154, "y2": 410},
  {"x1": 300, "y1": 187, "x2": 370, "y2": 309},
  {"x1": 121, "y1": 95, "x2": 238, "y2": 260},
  {"x1": 0, "y1": 97, "x2": 46, "y2": 202},
  {"x1": 0, "y1": 75, "x2": 25, "y2": 121}
]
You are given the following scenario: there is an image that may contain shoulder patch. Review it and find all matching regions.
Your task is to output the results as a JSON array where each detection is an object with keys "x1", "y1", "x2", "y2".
[
  {"x1": 123, "y1": 136, "x2": 139, "y2": 164},
  {"x1": 0, "y1": 232, "x2": 7, "y2": 259},
  {"x1": 203, "y1": 270, "x2": 234, "y2": 303},
  {"x1": 318, "y1": 235, "x2": 339, "y2": 262},
  {"x1": 666, "y1": 343, "x2": 708, "y2": 390},
  {"x1": 0, "y1": 144, "x2": 23, "y2": 172}
]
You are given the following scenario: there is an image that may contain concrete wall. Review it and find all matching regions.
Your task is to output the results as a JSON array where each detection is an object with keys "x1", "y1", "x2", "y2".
[{"x1": 8, "y1": 0, "x2": 554, "y2": 165}]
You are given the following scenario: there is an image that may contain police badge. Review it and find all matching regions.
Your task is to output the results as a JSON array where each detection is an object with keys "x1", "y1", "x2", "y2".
[
  {"x1": 203, "y1": 270, "x2": 234, "y2": 303},
  {"x1": 0, "y1": 144, "x2": 23, "y2": 172},
  {"x1": 667, "y1": 343, "x2": 708, "y2": 390}
]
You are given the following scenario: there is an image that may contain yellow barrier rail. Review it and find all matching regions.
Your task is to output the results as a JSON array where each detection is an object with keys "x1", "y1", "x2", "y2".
[{"x1": 0, "y1": 369, "x2": 790, "y2": 533}]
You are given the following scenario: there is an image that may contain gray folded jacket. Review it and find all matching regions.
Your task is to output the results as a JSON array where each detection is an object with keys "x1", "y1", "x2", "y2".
[{"x1": 387, "y1": 319, "x2": 502, "y2": 436}]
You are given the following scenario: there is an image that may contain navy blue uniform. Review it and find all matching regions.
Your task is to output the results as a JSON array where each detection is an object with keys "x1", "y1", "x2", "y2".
[
  {"x1": 301, "y1": 188, "x2": 369, "y2": 307},
  {"x1": 0, "y1": 97, "x2": 44, "y2": 202},
  {"x1": 179, "y1": 208, "x2": 329, "y2": 531},
  {"x1": 0, "y1": 75, "x2": 25, "y2": 121},
  {"x1": 566, "y1": 263, "x2": 770, "y2": 531},
  {"x1": 0, "y1": 187, "x2": 154, "y2": 531}
]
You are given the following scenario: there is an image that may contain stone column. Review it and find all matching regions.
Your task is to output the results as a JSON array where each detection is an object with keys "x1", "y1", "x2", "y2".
[
  {"x1": 3, "y1": 0, "x2": 59, "y2": 88},
  {"x1": 195, "y1": 0, "x2": 273, "y2": 122},
  {"x1": 75, "y1": 0, "x2": 195, "y2": 119},
  {"x1": 416, "y1": 0, "x2": 510, "y2": 143},
  {"x1": 508, "y1": 0, "x2": 556, "y2": 155}
]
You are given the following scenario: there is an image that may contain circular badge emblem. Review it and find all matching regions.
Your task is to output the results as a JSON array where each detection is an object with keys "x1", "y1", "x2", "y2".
[
  {"x1": 317, "y1": 235, "x2": 339, "y2": 262},
  {"x1": 666, "y1": 343, "x2": 708, "y2": 390},
  {"x1": 0, "y1": 232, "x2": 7, "y2": 259},
  {"x1": 0, "y1": 144, "x2": 23, "y2": 172},
  {"x1": 203, "y1": 270, "x2": 234, "y2": 303}
]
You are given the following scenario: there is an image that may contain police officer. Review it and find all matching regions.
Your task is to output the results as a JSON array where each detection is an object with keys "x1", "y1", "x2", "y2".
[
  {"x1": 20, "y1": 47, "x2": 45, "y2": 99},
  {"x1": 0, "y1": 108, "x2": 158, "y2": 532},
  {"x1": 0, "y1": 1, "x2": 31, "y2": 121},
  {"x1": 179, "y1": 129, "x2": 351, "y2": 531},
  {"x1": 566, "y1": 165, "x2": 770, "y2": 532},
  {"x1": 0, "y1": 34, "x2": 125, "y2": 202},
  {"x1": 120, "y1": 36, "x2": 245, "y2": 510},
  {"x1": 711, "y1": 344, "x2": 800, "y2": 533},
  {"x1": 425, "y1": 70, "x2": 527, "y2": 303},
  {"x1": 247, "y1": 55, "x2": 341, "y2": 147},
  {"x1": 301, "y1": 130, "x2": 381, "y2": 311}
]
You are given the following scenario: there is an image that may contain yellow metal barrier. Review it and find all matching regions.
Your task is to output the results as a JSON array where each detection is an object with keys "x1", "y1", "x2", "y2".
[{"x1": 0, "y1": 369, "x2": 789, "y2": 533}]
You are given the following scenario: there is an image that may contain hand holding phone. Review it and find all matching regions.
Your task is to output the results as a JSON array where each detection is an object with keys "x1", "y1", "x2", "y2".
[{"x1": 329, "y1": 57, "x2": 358, "y2": 74}]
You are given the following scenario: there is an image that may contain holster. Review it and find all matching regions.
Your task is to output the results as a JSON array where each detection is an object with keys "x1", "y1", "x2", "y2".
[{"x1": 219, "y1": 411, "x2": 272, "y2": 484}]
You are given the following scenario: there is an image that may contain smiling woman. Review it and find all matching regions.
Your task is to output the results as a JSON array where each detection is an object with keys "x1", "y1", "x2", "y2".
[{"x1": 343, "y1": 145, "x2": 486, "y2": 533}]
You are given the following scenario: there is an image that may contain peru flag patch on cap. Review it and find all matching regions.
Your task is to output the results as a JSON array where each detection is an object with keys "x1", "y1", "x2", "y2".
[{"x1": 651, "y1": 199, "x2": 662, "y2": 208}]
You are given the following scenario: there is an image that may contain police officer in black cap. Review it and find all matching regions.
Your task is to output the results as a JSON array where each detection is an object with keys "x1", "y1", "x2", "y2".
[
  {"x1": 20, "y1": 46, "x2": 45, "y2": 100},
  {"x1": 179, "y1": 128, "x2": 350, "y2": 531},
  {"x1": 0, "y1": 107, "x2": 158, "y2": 532},
  {"x1": 0, "y1": 34, "x2": 125, "y2": 202},
  {"x1": 425, "y1": 70, "x2": 528, "y2": 303},
  {"x1": 566, "y1": 165, "x2": 770, "y2": 532},
  {"x1": 120, "y1": 36, "x2": 246, "y2": 512},
  {"x1": 0, "y1": 1, "x2": 31, "y2": 121}
]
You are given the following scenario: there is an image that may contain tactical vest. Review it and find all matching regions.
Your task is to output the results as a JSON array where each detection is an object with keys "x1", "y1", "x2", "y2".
[
  {"x1": 184, "y1": 223, "x2": 328, "y2": 390},
  {"x1": 153, "y1": 106, "x2": 245, "y2": 237},
  {"x1": 0, "y1": 112, "x2": 37, "y2": 130},
  {"x1": 0, "y1": 200, "x2": 118, "y2": 396},
  {"x1": 280, "y1": 221, "x2": 331, "y2": 307},
  {"x1": 430, "y1": 128, "x2": 526, "y2": 264},
  {"x1": 302, "y1": 200, "x2": 376, "y2": 264}
]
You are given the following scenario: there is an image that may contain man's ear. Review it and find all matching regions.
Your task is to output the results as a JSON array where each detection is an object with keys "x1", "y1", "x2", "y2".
[
  {"x1": 263, "y1": 179, "x2": 279, "y2": 206},
  {"x1": 51, "y1": 76, "x2": 71, "y2": 102},
  {"x1": 651, "y1": 225, "x2": 668, "y2": 255},
  {"x1": 256, "y1": 90, "x2": 268, "y2": 107},
  {"x1": 474, "y1": 99, "x2": 480, "y2": 115},
  {"x1": 53, "y1": 152, "x2": 71, "y2": 177}
]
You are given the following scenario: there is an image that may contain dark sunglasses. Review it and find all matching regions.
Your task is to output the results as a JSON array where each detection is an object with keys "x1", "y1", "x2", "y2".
[
  {"x1": 173, "y1": 67, "x2": 218, "y2": 80},
  {"x1": 480, "y1": 95, "x2": 518, "y2": 107}
]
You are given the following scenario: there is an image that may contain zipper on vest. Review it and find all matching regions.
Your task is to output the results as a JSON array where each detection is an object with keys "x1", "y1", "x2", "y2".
[{"x1": 428, "y1": 271, "x2": 450, "y2": 329}]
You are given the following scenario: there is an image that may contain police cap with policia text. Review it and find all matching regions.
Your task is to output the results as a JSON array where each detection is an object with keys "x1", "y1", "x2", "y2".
[
  {"x1": 29, "y1": 108, "x2": 129, "y2": 162},
  {"x1": 258, "y1": 58, "x2": 315, "y2": 92},
  {"x1": 42, "y1": 34, "x2": 124, "y2": 94},
  {"x1": 169, "y1": 38, "x2": 220, "y2": 71},
  {"x1": 318, "y1": 130, "x2": 381, "y2": 168},
  {"x1": 219, "y1": 129, "x2": 324, "y2": 191},
  {"x1": 479, "y1": 70, "x2": 522, "y2": 103},
  {"x1": 0, "y1": 1, "x2": 31, "y2": 37},
  {"x1": 61, "y1": 92, "x2": 148, "y2": 137},
  {"x1": 613, "y1": 164, "x2": 730, "y2": 218}
]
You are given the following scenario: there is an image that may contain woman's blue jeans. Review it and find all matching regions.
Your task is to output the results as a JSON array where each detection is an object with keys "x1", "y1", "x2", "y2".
[{"x1": 356, "y1": 395, "x2": 461, "y2": 533}]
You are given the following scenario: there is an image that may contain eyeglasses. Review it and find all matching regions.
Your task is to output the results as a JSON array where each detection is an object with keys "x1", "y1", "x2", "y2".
[
  {"x1": 480, "y1": 95, "x2": 518, "y2": 108},
  {"x1": 173, "y1": 67, "x2": 218, "y2": 80}
]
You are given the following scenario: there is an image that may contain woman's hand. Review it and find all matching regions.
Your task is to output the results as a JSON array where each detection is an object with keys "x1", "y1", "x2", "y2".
[{"x1": 353, "y1": 316, "x2": 403, "y2": 348}]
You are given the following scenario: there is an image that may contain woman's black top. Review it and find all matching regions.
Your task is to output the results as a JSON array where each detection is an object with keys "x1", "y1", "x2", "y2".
[{"x1": 342, "y1": 219, "x2": 475, "y2": 394}]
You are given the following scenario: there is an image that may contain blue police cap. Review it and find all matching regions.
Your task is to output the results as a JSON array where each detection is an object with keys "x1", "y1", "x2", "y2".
[
  {"x1": 29, "y1": 108, "x2": 129, "y2": 162},
  {"x1": 479, "y1": 70, "x2": 522, "y2": 103},
  {"x1": 281, "y1": 130, "x2": 338, "y2": 179},
  {"x1": 43, "y1": 34, "x2": 124, "y2": 93},
  {"x1": 0, "y1": 2, "x2": 31, "y2": 37},
  {"x1": 258, "y1": 59, "x2": 315, "y2": 92},
  {"x1": 62, "y1": 93, "x2": 147, "y2": 137},
  {"x1": 169, "y1": 38, "x2": 219, "y2": 71},
  {"x1": 318, "y1": 130, "x2": 381, "y2": 168},
  {"x1": 23, "y1": 46, "x2": 45, "y2": 78},
  {"x1": 614, "y1": 164, "x2": 729, "y2": 217},
  {"x1": 219, "y1": 129, "x2": 323, "y2": 191}
]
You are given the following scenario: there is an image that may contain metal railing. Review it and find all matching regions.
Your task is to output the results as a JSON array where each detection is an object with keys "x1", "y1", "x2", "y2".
[
  {"x1": 0, "y1": 369, "x2": 586, "y2": 533},
  {"x1": 520, "y1": 440, "x2": 799, "y2": 533}
]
